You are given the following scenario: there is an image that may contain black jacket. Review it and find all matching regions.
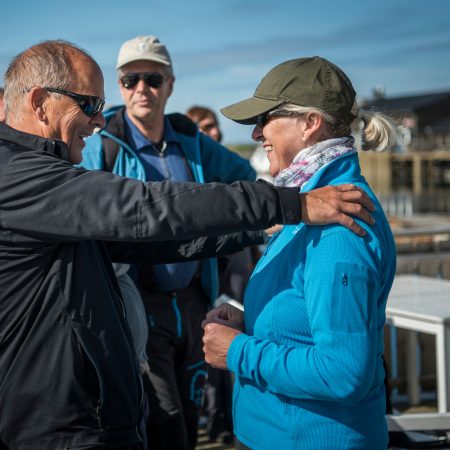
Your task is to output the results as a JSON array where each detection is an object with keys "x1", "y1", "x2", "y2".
[{"x1": 0, "y1": 123, "x2": 300, "y2": 450}]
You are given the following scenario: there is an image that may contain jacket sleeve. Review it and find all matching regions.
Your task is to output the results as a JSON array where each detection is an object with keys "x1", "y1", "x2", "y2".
[
  {"x1": 198, "y1": 134, "x2": 257, "y2": 183},
  {"x1": 0, "y1": 152, "x2": 300, "y2": 243},
  {"x1": 227, "y1": 227, "x2": 382, "y2": 404},
  {"x1": 106, "y1": 231, "x2": 265, "y2": 263}
]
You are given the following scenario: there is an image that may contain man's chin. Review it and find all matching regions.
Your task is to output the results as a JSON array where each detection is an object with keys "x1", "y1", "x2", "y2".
[{"x1": 131, "y1": 105, "x2": 154, "y2": 119}]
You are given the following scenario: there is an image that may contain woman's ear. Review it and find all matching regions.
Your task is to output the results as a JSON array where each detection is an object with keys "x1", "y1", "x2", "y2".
[
  {"x1": 303, "y1": 112, "x2": 325, "y2": 143},
  {"x1": 28, "y1": 87, "x2": 49, "y2": 124}
]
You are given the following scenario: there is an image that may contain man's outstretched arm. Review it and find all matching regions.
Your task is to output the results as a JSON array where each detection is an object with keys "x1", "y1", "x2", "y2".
[{"x1": 0, "y1": 154, "x2": 374, "y2": 242}]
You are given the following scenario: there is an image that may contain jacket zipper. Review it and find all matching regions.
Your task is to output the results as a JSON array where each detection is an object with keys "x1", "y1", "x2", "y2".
[{"x1": 73, "y1": 329, "x2": 105, "y2": 428}]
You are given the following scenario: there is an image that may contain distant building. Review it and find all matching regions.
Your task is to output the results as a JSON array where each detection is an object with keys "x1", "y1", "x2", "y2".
[
  {"x1": 361, "y1": 91, "x2": 450, "y2": 152},
  {"x1": 359, "y1": 91, "x2": 450, "y2": 214}
]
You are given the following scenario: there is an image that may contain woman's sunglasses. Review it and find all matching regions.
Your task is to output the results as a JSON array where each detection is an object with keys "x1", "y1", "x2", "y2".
[
  {"x1": 256, "y1": 112, "x2": 271, "y2": 128},
  {"x1": 43, "y1": 87, "x2": 105, "y2": 117},
  {"x1": 256, "y1": 110, "x2": 298, "y2": 128},
  {"x1": 120, "y1": 72, "x2": 168, "y2": 90}
]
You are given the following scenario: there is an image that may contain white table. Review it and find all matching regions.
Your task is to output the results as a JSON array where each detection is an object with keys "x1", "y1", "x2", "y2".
[
  {"x1": 387, "y1": 412, "x2": 450, "y2": 431},
  {"x1": 386, "y1": 275, "x2": 450, "y2": 412}
]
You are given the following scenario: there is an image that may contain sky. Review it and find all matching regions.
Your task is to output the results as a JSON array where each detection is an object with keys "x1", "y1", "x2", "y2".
[{"x1": 1, "y1": 0, "x2": 450, "y2": 144}]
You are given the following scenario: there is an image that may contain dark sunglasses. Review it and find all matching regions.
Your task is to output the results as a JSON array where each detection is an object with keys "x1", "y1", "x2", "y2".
[
  {"x1": 256, "y1": 110, "x2": 298, "y2": 128},
  {"x1": 120, "y1": 72, "x2": 168, "y2": 90},
  {"x1": 43, "y1": 87, "x2": 105, "y2": 117},
  {"x1": 256, "y1": 112, "x2": 271, "y2": 128}
]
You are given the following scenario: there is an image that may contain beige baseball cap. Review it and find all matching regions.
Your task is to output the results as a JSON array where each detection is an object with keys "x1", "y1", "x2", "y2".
[{"x1": 116, "y1": 35, "x2": 172, "y2": 70}]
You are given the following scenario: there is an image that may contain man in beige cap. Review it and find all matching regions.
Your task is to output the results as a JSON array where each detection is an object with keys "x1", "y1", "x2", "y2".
[
  {"x1": 80, "y1": 34, "x2": 262, "y2": 450},
  {"x1": 80, "y1": 37, "x2": 375, "y2": 450}
]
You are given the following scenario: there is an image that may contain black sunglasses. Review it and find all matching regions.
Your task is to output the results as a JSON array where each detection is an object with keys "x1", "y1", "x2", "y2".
[
  {"x1": 256, "y1": 112, "x2": 271, "y2": 128},
  {"x1": 43, "y1": 87, "x2": 105, "y2": 117},
  {"x1": 120, "y1": 72, "x2": 168, "y2": 90},
  {"x1": 256, "y1": 110, "x2": 297, "y2": 128}
]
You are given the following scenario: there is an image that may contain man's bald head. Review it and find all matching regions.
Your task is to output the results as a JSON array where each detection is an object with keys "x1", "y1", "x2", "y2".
[
  {"x1": 3, "y1": 40, "x2": 105, "y2": 163},
  {"x1": 3, "y1": 40, "x2": 101, "y2": 124}
]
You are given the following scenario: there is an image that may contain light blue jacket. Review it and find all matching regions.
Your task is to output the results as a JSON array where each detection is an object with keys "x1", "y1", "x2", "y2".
[
  {"x1": 227, "y1": 153, "x2": 396, "y2": 450},
  {"x1": 80, "y1": 106, "x2": 256, "y2": 301}
]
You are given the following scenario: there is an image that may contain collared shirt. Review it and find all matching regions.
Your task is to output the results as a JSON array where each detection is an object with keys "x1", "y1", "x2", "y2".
[
  {"x1": 124, "y1": 111, "x2": 198, "y2": 291},
  {"x1": 124, "y1": 112, "x2": 191, "y2": 182}
]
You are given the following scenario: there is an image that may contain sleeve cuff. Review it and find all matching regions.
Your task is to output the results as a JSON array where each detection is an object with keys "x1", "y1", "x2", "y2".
[
  {"x1": 227, "y1": 332, "x2": 250, "y2": 374},
  {"x1": 277, "y1": 186, "x2": 302, "y2": 224}
]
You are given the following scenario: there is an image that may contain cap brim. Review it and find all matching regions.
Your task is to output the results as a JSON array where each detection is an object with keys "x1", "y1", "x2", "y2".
[
  {"x1": 116, "y1": 55, "x2": 171, "y2": 70},
  {"x1": 220, "y1": 96, "x2": 284, "y2": 125}
]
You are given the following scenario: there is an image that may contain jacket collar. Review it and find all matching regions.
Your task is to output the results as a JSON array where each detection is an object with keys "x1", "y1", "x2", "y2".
[
  {"x1": 102, "y1": 106, "x2": 199, "y2": 141},
  {"x1": 104, "y1": 106, "x2": 127, "y2": 141},
  {"x1": 0, "y1": 122, "x2": 70, "y2": 161}
]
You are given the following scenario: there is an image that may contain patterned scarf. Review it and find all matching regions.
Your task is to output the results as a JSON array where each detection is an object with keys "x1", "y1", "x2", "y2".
[{"x1": 274, "y1": 137, "x2": 356, "y2": 188}]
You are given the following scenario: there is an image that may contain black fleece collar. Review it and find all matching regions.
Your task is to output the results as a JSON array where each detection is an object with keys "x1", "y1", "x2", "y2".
[
  {"x1": 103, "y1": 106, "x2": 199, "y2": 141},
  {"x1": 104, "y1": 107, "x2": 127, "y2": 141},
  {"x1": 0, "y1": 122, "x2": 70, "y2": 161}
]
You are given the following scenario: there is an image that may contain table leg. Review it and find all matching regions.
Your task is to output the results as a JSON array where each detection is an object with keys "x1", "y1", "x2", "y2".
[
  {"x1": 406, "y1": 330, "x2": 421, "y2": 406},
  {"x1": 435, "y1": 326, "x2": 450, "y2": 412}
]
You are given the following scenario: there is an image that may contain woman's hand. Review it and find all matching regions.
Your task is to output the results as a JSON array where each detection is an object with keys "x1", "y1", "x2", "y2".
[
  {"x1": 203, "y1": 323, "x2": 242, "y2": 369},
  {"x1": 202, "y1": 303, "x2": 244, "y2": 331}
]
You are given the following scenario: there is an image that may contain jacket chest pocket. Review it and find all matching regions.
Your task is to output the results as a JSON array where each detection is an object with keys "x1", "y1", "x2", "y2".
[{"x1": 330, "y1": 262, "x2": 376, "y2": 333}]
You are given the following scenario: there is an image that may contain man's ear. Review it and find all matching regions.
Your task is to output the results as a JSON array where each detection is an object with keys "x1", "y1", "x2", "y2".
[
  {"x1": 166, "y1": 76, "x2": 175, "y2": 98},
  {"x1": 28, "y1": 87, "x2": 49, "y2": 123}
]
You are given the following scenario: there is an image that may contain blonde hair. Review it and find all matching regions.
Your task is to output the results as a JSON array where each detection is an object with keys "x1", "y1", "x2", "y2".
[
  {"x1": 269, "y1": 102, "x2": 399, "y2": 152},
  {"x1": 357, "y1": 109, "x2": 399, "y2": 152}
]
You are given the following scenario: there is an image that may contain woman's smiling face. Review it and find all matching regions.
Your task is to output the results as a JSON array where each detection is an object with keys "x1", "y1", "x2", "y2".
[{"x1": 252, "y1": 115, "x2": 307, "y2": 177}]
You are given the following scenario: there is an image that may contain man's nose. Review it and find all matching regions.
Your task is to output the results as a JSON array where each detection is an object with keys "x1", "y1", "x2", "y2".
[
  {"x1": 135, "y1": 78, "x2": 150, "y2": 93},
  {"x1": 93, "y1": 111, "x2": 106, "y2": 129}
]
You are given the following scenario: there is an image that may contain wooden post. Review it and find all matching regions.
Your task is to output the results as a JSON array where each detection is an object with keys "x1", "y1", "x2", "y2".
[{"x1": 412, "y1": 153, "x2": 422, "y2": 195}]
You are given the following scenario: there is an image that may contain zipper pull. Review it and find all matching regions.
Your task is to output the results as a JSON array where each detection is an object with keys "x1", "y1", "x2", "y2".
[{"x1": 156, "y1": 140, "x2": 167, "y2": 156}]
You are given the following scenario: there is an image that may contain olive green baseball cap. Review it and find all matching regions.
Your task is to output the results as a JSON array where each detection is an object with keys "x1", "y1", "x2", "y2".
[{"x1": 221, "y1": 56, "x2": 357, "y2": 124}]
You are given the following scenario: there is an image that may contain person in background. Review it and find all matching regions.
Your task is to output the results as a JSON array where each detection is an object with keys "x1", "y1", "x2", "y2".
[
  {"x1": 186, "y1": 105, "x2": 257, "y2": 444},
  {"x1": 185, "y1": 105, "x2": 222, "y2": 143},
  {"x1": 80, "y1": 35, "x2": 254, "y2": 450},
  {"x1": 203, "y1": 56, "x2": 398, "y2": 450}
]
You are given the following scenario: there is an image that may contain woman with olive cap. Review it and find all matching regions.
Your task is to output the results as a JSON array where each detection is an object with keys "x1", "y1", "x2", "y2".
[{"x1": 202, "y1": 57, "x2": 398, "y2": 450}]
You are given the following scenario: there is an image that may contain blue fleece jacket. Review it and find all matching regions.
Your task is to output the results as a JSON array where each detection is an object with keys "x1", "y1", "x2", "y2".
[
  {"x1": 80, "y1": 107, "x2": 256, "y2": 301},
  {"x1": 227, "y1": 153, "x2": 396, "y2": 450}
]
